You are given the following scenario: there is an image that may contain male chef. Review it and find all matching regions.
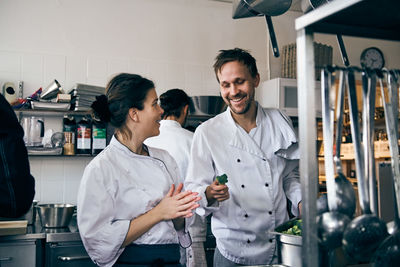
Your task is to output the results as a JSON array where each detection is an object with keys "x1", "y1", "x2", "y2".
[{"x1": 185, "y1": 48, "x2": 302, "y2": 266}]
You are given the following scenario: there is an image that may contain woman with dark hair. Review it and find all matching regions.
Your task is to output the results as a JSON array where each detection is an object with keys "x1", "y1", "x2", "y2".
[{"x1": 77, "y1": 73, "x2": 200, "y2": 267}]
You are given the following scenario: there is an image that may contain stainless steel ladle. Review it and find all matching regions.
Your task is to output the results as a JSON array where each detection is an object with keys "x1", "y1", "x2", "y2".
[
  {"x1": 342, "y1": 69, "x2": 388, "y2": 262},
  {"x1": 373, "y1": 69, "x2": 400, "y2": 266},
  {"x1": 333, "y1": 69, "x2": 357, "y2": 218},
  {"x1": 317, "y1": 68, "x2": 350, "y2": 250},
  {"x1": 361, "y1": 69, "x2": 378, "y2": 215}
]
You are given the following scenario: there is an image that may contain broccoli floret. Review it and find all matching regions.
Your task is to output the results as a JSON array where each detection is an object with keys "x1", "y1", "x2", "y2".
[
  {"x1": 279, "y1": 219, "x2": 302, "y2": 236},
  {"x1": 216, "y1": 174, "x2": 228, "y2": 185}
]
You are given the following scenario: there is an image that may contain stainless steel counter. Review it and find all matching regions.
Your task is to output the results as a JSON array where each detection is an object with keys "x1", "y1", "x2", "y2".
[{"x1": 0, "y1": 214, "x2": 81, "y2": 243}]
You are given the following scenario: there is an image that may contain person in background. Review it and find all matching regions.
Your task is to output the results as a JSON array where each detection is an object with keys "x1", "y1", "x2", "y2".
[
  {"x1": 77, "y1": 73, "x2": 201, "y2": 267},
  {"x1": 185, "y1": 48, "x2": 302, "y2": 266},
  {"x1": 0, "y1": 94, "x2": 35, "y2": 218},
  {"x1": 145, "y1": 89, "x2": 207, "y2": 267}
]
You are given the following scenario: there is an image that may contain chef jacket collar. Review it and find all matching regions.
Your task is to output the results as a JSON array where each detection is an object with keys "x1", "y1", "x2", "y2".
[
  {"x1": 224, "y1": 102, "x2": 299, "y2": 160},
  {"x1": 160, "y1": 120, "x2": 182, "y2": 127},
  {"x1": 110, "y1": 135, "x2": 151, "y2": 158}
]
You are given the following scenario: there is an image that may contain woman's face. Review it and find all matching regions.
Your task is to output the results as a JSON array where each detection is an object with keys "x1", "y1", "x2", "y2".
[{"x1": 136, "y1": 88, "x2": 164, "y2": 139}]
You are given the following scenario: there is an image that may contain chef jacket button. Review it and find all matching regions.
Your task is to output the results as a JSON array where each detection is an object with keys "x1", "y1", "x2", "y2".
[
  {"x1": 244, "y1": 214, "x2": 248, "y2": 218},
  {"x1": 268, "y1": 211, "x2": 273, "y2": 215},
  {"x1": 241, "y1": 184, "x2": 245, "y2": 188},
  {"x1": 263, "y1": 158, "x2": 266, "y2": 161},
  {"x1": 265, "y1": 183, "x2": 269, "y2": 187},
  {"x1": 269, "y1": 238, "x2": 273, "y2": 243},
  {"x1": 237, "y1": 159, "x2": 241, "y2": 163},
  {"x1": 247, "y1": 239, "x2": 251, "y2": 243}
]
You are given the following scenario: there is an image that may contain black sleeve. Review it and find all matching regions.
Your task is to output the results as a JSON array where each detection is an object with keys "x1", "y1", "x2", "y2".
[{"x1": 0, "y1": 94, "x2": 35, "y2": 218}]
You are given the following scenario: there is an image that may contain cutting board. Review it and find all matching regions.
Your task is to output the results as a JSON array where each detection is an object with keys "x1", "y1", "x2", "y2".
[{"x1": 0, "y1": 220, "x2": 28, "y2": 236}]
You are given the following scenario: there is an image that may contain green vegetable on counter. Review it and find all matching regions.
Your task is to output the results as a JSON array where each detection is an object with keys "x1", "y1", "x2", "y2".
[
  {"x1": 281, "y1": 219, "x2": 302, "y2": 236},
  {"x1": 216, "y1": 174, "x2": 228, "y2": 185}
]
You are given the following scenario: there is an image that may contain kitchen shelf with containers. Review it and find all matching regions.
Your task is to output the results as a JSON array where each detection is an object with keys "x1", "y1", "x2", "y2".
[
  {"x1": 15, "y1": 109, "x2": 109, "y2": 157},
  {"x1": 13, "y1": 82, "x2": 110, "y2": 157}
]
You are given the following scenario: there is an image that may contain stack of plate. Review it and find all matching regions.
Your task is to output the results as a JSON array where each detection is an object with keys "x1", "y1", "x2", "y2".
[{"x1": 69, "y1": 83, "x2": 105, "y2": 111}]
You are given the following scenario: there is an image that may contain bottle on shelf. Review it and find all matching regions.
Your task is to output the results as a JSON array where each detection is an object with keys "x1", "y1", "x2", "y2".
[
  {"x1": 92, "y1": 119, "x2": 106, "y2": 155},
  {"x1": 76, "y1": 117, "x2": 92, "y2": 154},
  {"x1": 63, "y1": 116, "x2": 76, "y2": 155}
]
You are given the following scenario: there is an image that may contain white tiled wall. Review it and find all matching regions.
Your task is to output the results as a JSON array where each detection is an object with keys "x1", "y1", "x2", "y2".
[{"x1": 1, "y1": 0, "x2": 270, "y2": 204}]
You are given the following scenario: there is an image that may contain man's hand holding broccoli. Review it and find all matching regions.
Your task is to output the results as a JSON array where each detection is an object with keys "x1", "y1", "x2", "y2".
[{"x1": 205, "y1": 174, "x2": 230, "y2": 206}]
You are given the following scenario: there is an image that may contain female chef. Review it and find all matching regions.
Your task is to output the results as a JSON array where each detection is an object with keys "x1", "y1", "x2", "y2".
[{"x1": 77, "y1": 73, "x2": 200, "y2": 267}]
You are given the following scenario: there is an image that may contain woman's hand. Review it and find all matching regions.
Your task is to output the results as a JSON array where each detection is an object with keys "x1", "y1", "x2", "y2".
[
  {"x1": 205, "y1": 180, "x2": 229, "y2": 206},
  {"x1": 155, "y1": 183, "x2": 201, "y2": 221}
]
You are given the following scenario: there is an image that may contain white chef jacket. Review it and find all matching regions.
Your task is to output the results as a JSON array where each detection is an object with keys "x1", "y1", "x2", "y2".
[
  {"x1": 145, "y1": 120, "x2": 207, "y2": 243},
  {"x1": 185, "y1": 103, "x2": 302, "y2": 265},
  {"x1": 77, "y1": 136, "x2": 184, "y2": 267},
  {"x1": 145, "y1": 120, "x2": 193, "y2": 179}
]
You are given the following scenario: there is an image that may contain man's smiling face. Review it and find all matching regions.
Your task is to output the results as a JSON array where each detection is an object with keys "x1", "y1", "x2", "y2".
[{"x1": 217, "y1": 60, "x2": 259, "y2": 115}]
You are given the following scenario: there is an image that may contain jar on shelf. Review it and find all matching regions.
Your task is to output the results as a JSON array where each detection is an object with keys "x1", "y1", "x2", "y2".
[
  {"x1": 63, "y1": 116, "x2": 76, "y2": 155},
  {"x1": 76, "y1": 117, "x2": 91, "y2": 154},
  {"x1": 92, "y1": 119, "x2": 106, "y2": 155}
]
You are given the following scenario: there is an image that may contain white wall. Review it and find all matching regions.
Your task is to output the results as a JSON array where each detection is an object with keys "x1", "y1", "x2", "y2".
[{"x1": 0, "y1": 0, "x2": 270, "y2": 204}]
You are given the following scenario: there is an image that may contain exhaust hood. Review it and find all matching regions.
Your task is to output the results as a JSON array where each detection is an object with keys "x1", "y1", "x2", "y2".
[
  {"x1": 232, "y1": 0, "x2": 292, "y2": 19},
  {"x1": 231, "y1": 0, "x2": 293, "y2": 58}
]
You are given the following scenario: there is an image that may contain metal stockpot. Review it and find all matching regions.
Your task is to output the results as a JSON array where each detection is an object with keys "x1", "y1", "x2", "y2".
[
  {"x1": 273, "y1": 232, "x2": 302, "y2": 267},
  {"x1": 272, "y1": 218, "x2": 302, "y2": 267}
]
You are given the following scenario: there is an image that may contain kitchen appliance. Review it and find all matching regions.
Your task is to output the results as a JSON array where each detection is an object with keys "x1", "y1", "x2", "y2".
[
  {"x1": 2, "y1": 82, "x2": 17, "y2": 104},
  {"x1": 36, "y1": 204, "x2": 75, "y2": 228},
  {"x1": 40, "y1": 79, "x2": 63, "y2": 100},
  {"x1": 188, "y1": 96, "x2": 226, "y2": 116},
  {"x1": 21, "y1": 116, "x2": 45, "y2": 147},
  {"x1": 257, "y1": 78, "x2": 322, "y2": 118},
  {"x1": 185, "y1": 96, "x2": 227, "y2": 131}
]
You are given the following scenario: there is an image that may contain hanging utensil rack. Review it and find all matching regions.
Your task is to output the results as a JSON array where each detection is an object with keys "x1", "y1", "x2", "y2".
[{"x1": 295, "y1": 0, "x2": 400, "y2": 266}]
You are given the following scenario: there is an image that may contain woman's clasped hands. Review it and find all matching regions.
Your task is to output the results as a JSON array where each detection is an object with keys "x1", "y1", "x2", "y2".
[{"x1": 156, "y1": 183, "x2": 201, "y2": 221}]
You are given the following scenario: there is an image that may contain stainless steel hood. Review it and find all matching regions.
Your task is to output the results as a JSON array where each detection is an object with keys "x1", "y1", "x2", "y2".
[
  {"x1": 232, "y1": 0, "x2": 292, "y2": 19},
  {"x1": 231, "y1": 0, "x2": 293, "y2": 58}
]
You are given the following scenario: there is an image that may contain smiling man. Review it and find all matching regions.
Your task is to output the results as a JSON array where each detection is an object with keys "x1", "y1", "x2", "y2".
[{"x1": 185, "y1": 48, "x2": 302, "y2": 266}]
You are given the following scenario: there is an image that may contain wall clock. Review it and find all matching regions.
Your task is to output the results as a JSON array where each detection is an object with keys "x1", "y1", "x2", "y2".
[{"x1": 360, "y1": 47, "x2": 385, "y2": 69}]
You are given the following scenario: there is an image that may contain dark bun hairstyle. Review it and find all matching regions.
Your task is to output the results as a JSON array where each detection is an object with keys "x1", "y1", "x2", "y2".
[
  {"x1": 159, "y1": 88, "x2": 190, "y2": 119},
  {"x1": 91, "y1": 73, "x2": 155, "y2": 129}
]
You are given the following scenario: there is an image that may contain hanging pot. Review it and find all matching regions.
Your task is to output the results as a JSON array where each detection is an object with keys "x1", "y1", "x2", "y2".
[{"x1": 232, "y1": 0, "x2": 292, "y2": 58}]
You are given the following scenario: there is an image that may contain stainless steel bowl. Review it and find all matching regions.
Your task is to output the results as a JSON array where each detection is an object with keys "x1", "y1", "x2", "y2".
[{"x1": 36, "y1": 204, "x2": 75, "y2": 228}]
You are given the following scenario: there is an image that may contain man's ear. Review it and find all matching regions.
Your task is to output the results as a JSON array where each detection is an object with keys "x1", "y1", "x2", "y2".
[
  {"x1": 128, "y1": 108, "x2": 138, "y2": 122},
  {"x1": 254, "y1": 73, "x2": 260, "y2": 88},
  {"x1": 183, "y1": 104, "x2": 189, "y2": 117}
]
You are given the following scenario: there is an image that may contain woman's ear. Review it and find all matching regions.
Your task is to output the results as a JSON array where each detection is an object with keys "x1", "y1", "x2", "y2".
[{"x1": 128, "y1": 108, "x2": 138, "y2": 122}]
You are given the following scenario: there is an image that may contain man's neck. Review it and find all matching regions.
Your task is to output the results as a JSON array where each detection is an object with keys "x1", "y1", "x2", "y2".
[
  {"x1": 231, "y1": 102, "x2": 257, "y2": 133},
  {"x1": 164, "y1": 115, "x2": 184, "y2": 127}
]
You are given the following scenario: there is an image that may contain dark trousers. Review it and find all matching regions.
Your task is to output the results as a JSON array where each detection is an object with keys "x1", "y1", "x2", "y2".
[{"x1": 114, "y1": 244, "x2": 181, "y2": 267}]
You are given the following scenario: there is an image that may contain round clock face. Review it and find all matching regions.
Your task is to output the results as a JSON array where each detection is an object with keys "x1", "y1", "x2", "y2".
[{"x1": 360, "y1": 47, "x2": 385, "y2": 69}]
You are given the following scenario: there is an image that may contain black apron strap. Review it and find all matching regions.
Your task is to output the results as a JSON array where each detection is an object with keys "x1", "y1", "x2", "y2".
[{"x1": 115, "y1": 244, "x2": 181, "y2": 267}]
